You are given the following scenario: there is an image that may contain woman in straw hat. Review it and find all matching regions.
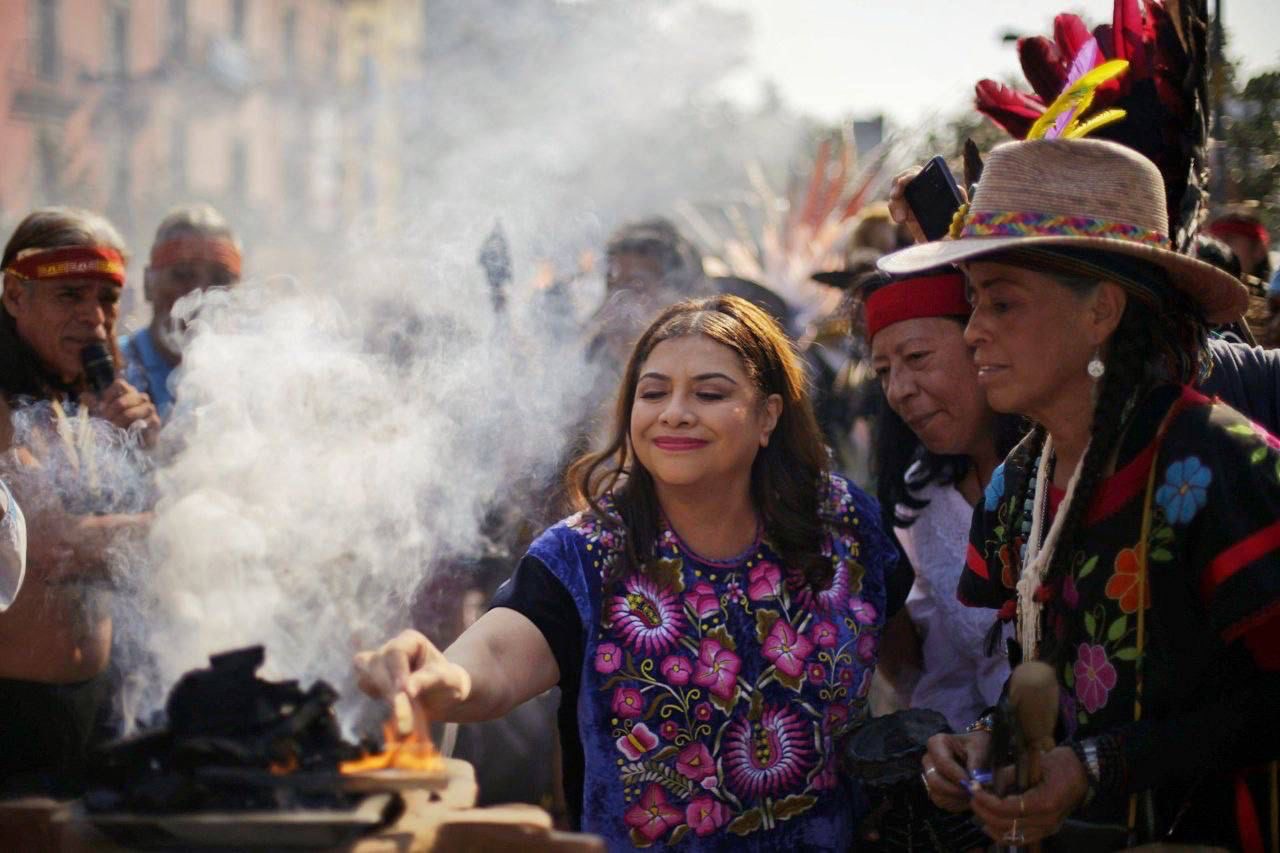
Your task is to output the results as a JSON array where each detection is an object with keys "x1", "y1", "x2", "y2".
[{"x1": 893, "y1": 138, "x2": 1280, "y2": 848}]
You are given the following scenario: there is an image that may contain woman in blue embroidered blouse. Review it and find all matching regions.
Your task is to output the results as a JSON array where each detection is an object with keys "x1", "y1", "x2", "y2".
[{"x1": 356, "y1": 294, "x2": 898, "y2": 850}]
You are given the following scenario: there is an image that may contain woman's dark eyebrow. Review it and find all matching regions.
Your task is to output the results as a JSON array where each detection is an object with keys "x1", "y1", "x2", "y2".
[
  {"x1": 692, "y1": 372, "x2": 738, "y2": 384},
  {"x1": 638, "y1": 371, "x2": 669, "y2": 382},
  {"x1": 971, "y1": 275, "x2": 1025, "y2": 291}
]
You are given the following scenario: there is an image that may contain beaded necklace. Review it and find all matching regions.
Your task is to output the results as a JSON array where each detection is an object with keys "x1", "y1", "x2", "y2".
[{"x1": 1014, "y1": 395, "x2": 1141, "y2": 660}]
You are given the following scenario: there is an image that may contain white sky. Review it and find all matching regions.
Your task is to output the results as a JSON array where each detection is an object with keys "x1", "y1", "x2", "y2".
[{"x1": 708, "y1": 0, "x2": 1279, "y2": 127}]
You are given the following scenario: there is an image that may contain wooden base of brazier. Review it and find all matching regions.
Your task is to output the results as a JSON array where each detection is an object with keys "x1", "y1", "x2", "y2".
[{"x1": 0, "y1": 758, "x2": 603, "y2": 852}]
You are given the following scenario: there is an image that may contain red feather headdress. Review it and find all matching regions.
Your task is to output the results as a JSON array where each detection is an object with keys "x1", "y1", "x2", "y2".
[{"x1": 974, "y1": 0, "x2": 1209, "y2": 251}]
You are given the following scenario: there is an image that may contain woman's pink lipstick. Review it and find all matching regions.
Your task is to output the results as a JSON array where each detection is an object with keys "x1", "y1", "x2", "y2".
[{"x1": 653, "y1": 437, "x2": 708, "y2": 451}]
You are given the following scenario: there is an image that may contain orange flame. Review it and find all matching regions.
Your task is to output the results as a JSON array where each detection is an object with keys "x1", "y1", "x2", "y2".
[
  {"x1": 269, "y1": 752, "x2": 299, "y2": 776},
  {"x1": 340, "y1": 720, "x2": 441, "y2": 774}
]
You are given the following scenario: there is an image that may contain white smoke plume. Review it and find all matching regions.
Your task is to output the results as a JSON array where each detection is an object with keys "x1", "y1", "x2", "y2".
[
  {"x1": 109, "y1": 263, "x2": 592, "y2": 726},
  {"x1": 97, "y1": 0, "x2": 804, "y2": 726}
]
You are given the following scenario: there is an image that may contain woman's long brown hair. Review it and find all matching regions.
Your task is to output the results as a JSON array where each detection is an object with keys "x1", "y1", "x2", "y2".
[{"x1": 567, "y1": 294, "x2": 835, "y2": 589}]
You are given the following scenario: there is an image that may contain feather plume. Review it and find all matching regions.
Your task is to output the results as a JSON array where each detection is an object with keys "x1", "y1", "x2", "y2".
[
  {"x1": 969, "y1": 0, "x2": 1209, "y2": 249},
  {"x1": 1114, "y1": 0, "x2": 1151, "y2": 80},
  {"x1": 1062, "y1": 108, "x2": 1128, "y2": 138},
  {"x1": 1050, "y1": 38, "x2": 1104, "y2": 136},
  {"x1": 1053, "y1": 14, "x2": 1094, "y2": 59},
  {"x1": 681, "y1": 134, "x2": 892, "y2": 328},
  {"x1": 1027, "y1": 59, "x2": 1130, "y2": 140},
  {"x1": 1019, "y1": 36, "x2": 1068, "y2": 102},
  {"x1": 975, "y1": 80, "x2": 1045, "y2": 138},
  {"x1": 1093, "y1": 24, "x2": 1116, "y2": 59},
  {"x1": 963, "y1": 139, "x2": 985, "y2": 189}
]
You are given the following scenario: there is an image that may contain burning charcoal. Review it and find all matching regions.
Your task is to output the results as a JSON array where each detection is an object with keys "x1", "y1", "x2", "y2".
[{"x1": 86, "y1": 646, "x2": 370, "y2": 815}]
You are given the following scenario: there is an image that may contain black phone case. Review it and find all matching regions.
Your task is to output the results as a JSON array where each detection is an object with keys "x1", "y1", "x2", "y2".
[{"x1": 904, "y1": 158, "x2": 964, "y2": 242}]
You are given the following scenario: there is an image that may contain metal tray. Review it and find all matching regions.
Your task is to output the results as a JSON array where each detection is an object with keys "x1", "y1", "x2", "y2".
[{"x1": 77, "y1": 792, "x2": 401, "y2": 849}]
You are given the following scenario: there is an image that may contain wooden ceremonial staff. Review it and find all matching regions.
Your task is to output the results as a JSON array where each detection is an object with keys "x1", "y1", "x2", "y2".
[{"x1": 1008, "y1": 661, "x2": 1060, "y2": 853}]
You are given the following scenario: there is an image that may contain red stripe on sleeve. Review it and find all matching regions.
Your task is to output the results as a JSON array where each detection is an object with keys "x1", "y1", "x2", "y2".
[
  {"x1": 965, "y1": 543, "x2": 989, "y2": 581},
  {"x1": 1201, "y1": 519, "x2": 1280, "y2": 603}
]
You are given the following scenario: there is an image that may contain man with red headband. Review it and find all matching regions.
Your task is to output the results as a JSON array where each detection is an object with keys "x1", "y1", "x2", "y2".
[
  {"x1": 0, "y1": 207, "x2": 157, "y2": 795},
  {"x1": 1207, "y1": 209, "x2": 1273, "y2": 285},
  {"x1": 121, "y1": 204, "x2": 243, "y2": 419}
]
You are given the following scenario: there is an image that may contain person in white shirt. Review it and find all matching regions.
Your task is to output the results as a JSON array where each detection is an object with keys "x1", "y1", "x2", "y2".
[{"x1": 0, "y1": 477, "x2": 26, "y2": 612}]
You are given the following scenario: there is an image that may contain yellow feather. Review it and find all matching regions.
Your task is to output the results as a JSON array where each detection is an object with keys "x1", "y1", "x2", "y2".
[
  {"x1": 1062, "y1": 108, "x2": 1128, "y2": 139},
  {"x1": 1027, "y1": 59, "x2": 1130, "y2": 141}
]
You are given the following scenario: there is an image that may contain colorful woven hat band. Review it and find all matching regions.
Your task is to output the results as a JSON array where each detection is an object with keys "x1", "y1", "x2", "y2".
[
  {"x1": 959, "y1": 210, "x2": 1171, "y2": 249},
  {"x1": 865, "y1": 272, "x2": 970, "y2": 341},
  {"x1": 150, "y1": 236, "x2": 242, "y2": 278},
  {"x1": 3, "y1": 246, "x2": 126, "y2": 286}
]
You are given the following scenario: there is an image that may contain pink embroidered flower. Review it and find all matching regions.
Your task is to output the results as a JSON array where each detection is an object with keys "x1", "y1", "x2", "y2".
[
  {"x1": 723, "y1": 705, "x2": 817, "y2": 799},
  {"x1": 623, "y1": 783, "x2": 683, "y2": 843},
  {"x1": 848, "y1": 595, "x2": 878, "y2": 626},
  {"x1": 694, "y1": 702, "x2": 713, "y2": 721},
  {"x1": 660, "y1": 654, "x2": 692, "y2": 686},
  {"x1": 811, "y1": 620, "x2": 838, "y2": 648},
  {"x1": 594, "y1": 642, "x2": 623, "y2": 674},
  {"x1": 606, "y1": 574, "x2": 686, "y2": 655},
  {"x1": 1074, "y1": 643, "x2": 1118, "y2": 714},
  {"x1": 824, "y1": 703, "x2": 849, "y2": 731},
  {"x1": 660, "y1": 720, "x2": 679, "y2": 741},
  {"x1": 612, "y1": 686, "x2": 646, "y2": 719},
  {"x1": 685, "y1": 795, "x2": 729, "y2": 837},
  {"x1": 597, "y1": 528, "x2": 621, "y2": 551},
  {"x1": 684, "y1": 582, "x2": 720, "y2": 620},
  {"x1": 616, "y1": 723, "x2": 659, "y2": 760},
  {"x1": 838, "y1": 667, "x2": 854, "y2": 687},
  {"x1": 747, "y1": 561, "x2": 782, "y2": 600},
  {"x1": 807, "y1": 662, "x2": 826, "y2": 684},
  {"x1": 692, "y1": 638, "x2": 741, "y2": 700},
  {"x1": 676, "y1": 742, "x2": 716, "y2": 785},
  {"x1": 762, "y1": 620, "x2": 815, "y2": 679},
  {"x1": 790, "y1": 556, "x2": 850, "y2": 614},
  {"x1": 856, "y1": 631, "x2": 878, "y2": 663}
]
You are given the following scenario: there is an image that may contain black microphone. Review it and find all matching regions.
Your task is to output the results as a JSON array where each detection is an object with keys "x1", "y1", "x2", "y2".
[{"x1": 80, "y1": 342, "x2": 116, "y2": 394}]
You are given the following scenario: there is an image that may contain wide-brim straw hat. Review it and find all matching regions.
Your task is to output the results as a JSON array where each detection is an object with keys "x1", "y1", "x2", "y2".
[{"x1": 878, "y1": 139, "x2": 1248, "y2": 324}]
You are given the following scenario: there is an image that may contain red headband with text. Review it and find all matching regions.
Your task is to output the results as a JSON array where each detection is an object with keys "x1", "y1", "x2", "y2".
[
  {"x1": 150, "y1": 236, "x2": 242, "y2": 278},
  {"x1": 3, "y1": 246, "x2": 126, "y2": 286},
  {"x1": 1206, "y1": 218, "x2": 1270, "y2": 249},
  {"x1": 865, "y1": 272, "x2": 970, "y2": 340}
]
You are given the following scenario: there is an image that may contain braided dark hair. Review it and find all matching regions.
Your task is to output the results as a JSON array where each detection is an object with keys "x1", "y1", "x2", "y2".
[{"x1": 995, "y1": 250, "x2": 1208, "y2": 665}]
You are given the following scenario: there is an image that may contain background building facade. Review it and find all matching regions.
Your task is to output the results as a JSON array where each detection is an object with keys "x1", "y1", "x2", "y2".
[{"x1": 1, "y1": 0, "x2": 423, "y2": 289}]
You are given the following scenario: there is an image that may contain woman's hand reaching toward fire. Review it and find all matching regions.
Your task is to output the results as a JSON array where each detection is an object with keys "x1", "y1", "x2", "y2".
[
  {"x1": 354, "y1": 629, "x2": 473, "y2": 719},
  {"x1": 355, "y1": 609, "x2": 560, "y2": 724}
]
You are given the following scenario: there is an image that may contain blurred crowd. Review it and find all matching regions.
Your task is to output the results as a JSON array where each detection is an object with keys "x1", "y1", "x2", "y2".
[{"x1": 2, "y1": 2, "x2": 1280, "y2": 851}]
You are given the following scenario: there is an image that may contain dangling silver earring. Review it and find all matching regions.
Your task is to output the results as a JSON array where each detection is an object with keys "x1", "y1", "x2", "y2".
[{"x1": 1087, "y1": 349, "x2": 1106, "y2": 381}]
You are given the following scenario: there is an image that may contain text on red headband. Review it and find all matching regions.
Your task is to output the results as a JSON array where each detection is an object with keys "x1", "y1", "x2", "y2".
[{"x1": 3, "y1": 246, "x2": 126, "y2": 286}]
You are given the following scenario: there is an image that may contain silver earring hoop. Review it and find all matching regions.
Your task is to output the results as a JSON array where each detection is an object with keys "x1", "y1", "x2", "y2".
[{"x1": 1087, "y1": 350, "x2": 1105, "y2": 381}]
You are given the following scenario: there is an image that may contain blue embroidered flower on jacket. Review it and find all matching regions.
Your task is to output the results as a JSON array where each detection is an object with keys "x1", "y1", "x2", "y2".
[
  {"x1": 984, "y1": 463, "x2": 1006, "y2": 511},
  {"x1": 1155, "y1": 456, "x2": 1212, "y2": 525}
]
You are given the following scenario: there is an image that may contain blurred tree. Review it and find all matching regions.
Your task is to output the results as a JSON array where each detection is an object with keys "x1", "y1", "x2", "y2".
[{"x1": 1221, "y1": 69, "x2": 1280, "y2": 235}]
